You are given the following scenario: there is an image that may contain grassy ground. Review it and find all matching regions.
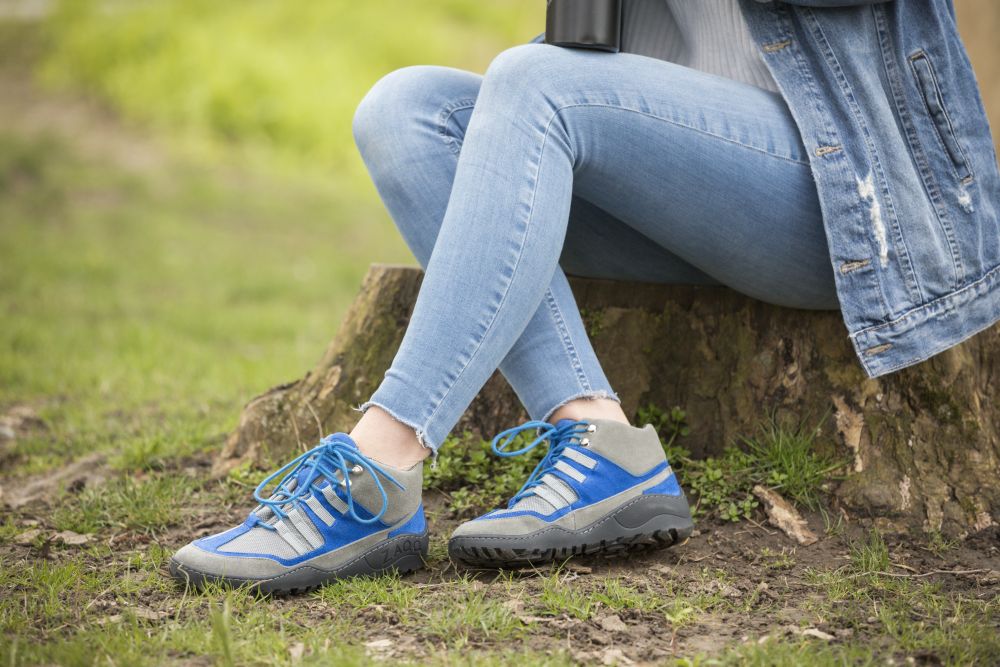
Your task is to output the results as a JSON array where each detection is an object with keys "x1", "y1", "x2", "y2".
[{"x1": 1, "y1": 16, "x2": 999, "y2": 667}]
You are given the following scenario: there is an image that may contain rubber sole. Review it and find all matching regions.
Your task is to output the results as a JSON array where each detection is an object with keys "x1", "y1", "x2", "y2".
[
  {"x1": 448, "y1": 494, "x2": 694, "y2": 568},
  {"x1": 169, "y1": 531, "x2": 429, "y2": 595}
]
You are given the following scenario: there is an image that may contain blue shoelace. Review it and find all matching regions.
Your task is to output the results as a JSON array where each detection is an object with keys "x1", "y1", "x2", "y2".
[
  {"x1": 252, "y1": 433, "x2": 402, "y2": 526},
  {"x1": 491, "y1": 419, "x2": 591, "y2": 508}
]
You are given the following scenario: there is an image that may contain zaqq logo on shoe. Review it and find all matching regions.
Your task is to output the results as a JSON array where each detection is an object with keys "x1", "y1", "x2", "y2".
[{"x1": 368, "y1": 536, "x2": 422, "y2": 568}]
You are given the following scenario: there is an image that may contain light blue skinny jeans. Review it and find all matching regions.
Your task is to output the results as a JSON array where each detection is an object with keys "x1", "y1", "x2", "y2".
[{"x1": 351, "y1": 43, "x2": 839, "y2": 452}]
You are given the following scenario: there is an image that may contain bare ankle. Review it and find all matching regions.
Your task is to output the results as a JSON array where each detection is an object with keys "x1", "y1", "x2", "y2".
[
  {"x1": 350, "y1": 405, "x2": 431, "y2": 469},
  {"x1": 549, "y1": 397, "x2": 630, "y2": 426}
]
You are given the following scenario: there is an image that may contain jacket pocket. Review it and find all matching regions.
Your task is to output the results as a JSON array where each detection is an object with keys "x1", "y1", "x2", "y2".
[{"x1": 907, "y1": 49, "x2": 974, "y2": 183}]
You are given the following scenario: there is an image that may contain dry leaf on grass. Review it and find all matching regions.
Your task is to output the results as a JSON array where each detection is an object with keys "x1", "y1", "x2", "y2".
[
  {"x1": 52, "y1": 530, "x2": 93, "y2": 545},
  {"x1": 364, "y1": 638, "x2": 393, "y2": 653},
  {"x1": 14, "y1": 529, "x2": 42, "y2": 545},
  {"x1": 129, "y1": 608, "x2": 170, "y2": 621},
  {"x1": 752, "y1": 485, "x2": 818, "y2": 545}
]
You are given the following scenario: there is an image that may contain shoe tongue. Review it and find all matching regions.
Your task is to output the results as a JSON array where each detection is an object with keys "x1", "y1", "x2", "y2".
[
  {"x1": 294, "y1": 467, "x2": 316, "y2": 488},
  {"x1": 304, "y1": 432, "x2": 361, "y2": 481},
  {"x1": 332, "y1": 432, "x2": 362, "y2": 451}
]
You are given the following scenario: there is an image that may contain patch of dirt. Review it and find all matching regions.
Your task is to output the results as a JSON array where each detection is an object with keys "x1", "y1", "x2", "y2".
[{"x1": 2, "y1": 452, "x2": 109, "y2": 509}]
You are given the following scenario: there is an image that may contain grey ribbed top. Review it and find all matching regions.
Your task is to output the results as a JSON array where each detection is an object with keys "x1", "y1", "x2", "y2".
[{"x1": 620, "y1": 0, "x2": 780, "y2": 94}]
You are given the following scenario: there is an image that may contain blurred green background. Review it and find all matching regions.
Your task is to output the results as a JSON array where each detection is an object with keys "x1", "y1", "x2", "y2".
[
  {"x1": 37, "y1": 0, "x2": 543, "y2": 181},
  {"x1": 0, "y1": 0, "x2": 997, "y2": 473}
]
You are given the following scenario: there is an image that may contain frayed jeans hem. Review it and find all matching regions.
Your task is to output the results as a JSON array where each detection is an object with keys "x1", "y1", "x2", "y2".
[
  {"x1": 353, "y1": 400, "x2": 440, "y2": 454},
  {"x1": 538, "y1": 389, "x2": 622, "y2": 425}
]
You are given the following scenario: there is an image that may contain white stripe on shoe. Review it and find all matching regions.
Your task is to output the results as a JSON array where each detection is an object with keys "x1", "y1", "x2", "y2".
[
  {"x1": 275, "y1": 519, "x2": 313, "y2": 555},
  {"x1": 555, "y1": 460, "x2": 587, "y2": 483},
  {"x1": 563, "y1": 448, "x2": 598, "y2": 469},
  {"x1": 288, "y1": 508, "x2": 325, "y2": 550},
  {"x1": 306, "y1": 495, "x2": 336, "y2": 526},
  {"x1": 533, "y1": 484, "x2": 569, "y2": 510},
  {"x1": 541, "y1": 473, "x2": 578, "y2": 504},
  {"x1": 321, "y1": 485, "x2": 349, "y2": 514}
]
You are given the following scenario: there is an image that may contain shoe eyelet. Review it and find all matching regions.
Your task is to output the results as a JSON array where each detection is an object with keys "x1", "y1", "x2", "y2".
[
  {"x1": 587, "y1": 424, "x2": 597, "y2": 433},
  {"x1": 580, "y1": 437, "x2": 590, "y2": 446},
  {"x1": 339, "y1": 465, "x2": 364, "y2": 487}
]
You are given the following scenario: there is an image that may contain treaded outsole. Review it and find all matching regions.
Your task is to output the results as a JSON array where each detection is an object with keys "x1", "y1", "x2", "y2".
[
  {"x1": 168, "y1": 532, "x2": 429, "y2": 595},
  {"x1": 450, "y1": 526, "x2": 688, "y2": 568},
  {"x1": 448, "y1": 494, "x2": 694, "y2": 568}
]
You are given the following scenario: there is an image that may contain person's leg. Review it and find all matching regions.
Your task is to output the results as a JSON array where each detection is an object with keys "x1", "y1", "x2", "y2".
[
  {"x1": 352, "y1": 44, "x2": 837, "y2": 464},
  {"x1": 350, "y1": 65, "x2": 724, "y2": 466}
]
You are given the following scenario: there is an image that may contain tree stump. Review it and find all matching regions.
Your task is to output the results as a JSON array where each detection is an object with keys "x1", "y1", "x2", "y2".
[{"x1": 213, "y1": 264, "x2": 1000, "y2": 538}]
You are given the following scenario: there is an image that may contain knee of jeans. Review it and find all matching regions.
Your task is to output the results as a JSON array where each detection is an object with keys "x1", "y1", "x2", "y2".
[
  {"x1": 482, "y1": 43, "x2": 574, "y2": 103},
  {"x1": 352, "y1": 65, "x2": 446, "y2": 155}
]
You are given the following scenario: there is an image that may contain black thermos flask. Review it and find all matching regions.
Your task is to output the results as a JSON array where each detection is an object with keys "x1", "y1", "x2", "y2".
[{"x1": 544, "y1": 0, "x2": 623, "y2": 53}]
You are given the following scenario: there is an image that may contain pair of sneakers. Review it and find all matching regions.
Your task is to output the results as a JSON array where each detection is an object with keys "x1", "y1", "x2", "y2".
[{"x1": 170, "y1": 418, "x2": 694, "y2": 594}]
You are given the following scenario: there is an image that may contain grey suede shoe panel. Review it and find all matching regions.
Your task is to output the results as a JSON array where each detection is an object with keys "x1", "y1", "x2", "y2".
[
  {"x1": 451, "y1": 511, "x2": 549, "y2": 538},
  {"x1": 584, "y1": 418, "x2": 666, "y2": 476},
  {"x1": 172, "y1": 542, "x2": 291, "y2": 579},
  {"x1": 349, "y1": 459, "x2": 423, "y2": 525}
]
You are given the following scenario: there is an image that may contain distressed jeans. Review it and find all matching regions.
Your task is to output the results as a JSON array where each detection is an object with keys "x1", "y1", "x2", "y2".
[{"x1": 351, "y1": 43, "x2": 839, "y2": 452}]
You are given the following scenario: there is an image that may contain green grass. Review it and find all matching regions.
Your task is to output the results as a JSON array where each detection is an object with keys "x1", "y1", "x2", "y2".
[
  {"x1": 49, "y1": 473, "x2": 200, "y2": 534},
  {"x1": 848, "y1": 526, "x2": 891, "y2": 578},
  {"x1": 537, "y1": 572, "x2": 669, "y2": 620},
  {"x1": 758, "y1": 546, "x2": 796, "y2": 571},
  {"x1": 679, "y1": 639, "x2": 882, "y2": 667},
  {"x1": 423, "y1": 586, "x2": 526, "y2": 645},
  {"x1": 737, "y1": 410, "x2": 844, "y2": 510},
  {"x1": 313, "y1": 572, "x2": 420, "y2": 616},
  {"x1": 801, "y1": 528, "x2": 1000, "y2": 666}
]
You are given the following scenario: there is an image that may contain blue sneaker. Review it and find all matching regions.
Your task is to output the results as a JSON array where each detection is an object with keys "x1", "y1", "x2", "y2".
[
  {"x1": 448, "y1": 418, "x2": 693, "y2": 567},
  {"x1": 170, "y1": 433, "x2": 427, "y2": 594}
]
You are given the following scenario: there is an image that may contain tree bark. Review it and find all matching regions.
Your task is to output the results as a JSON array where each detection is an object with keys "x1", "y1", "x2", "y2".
[{"x1": 213, "y1": 264, "x2": 1000, "y2": 538}]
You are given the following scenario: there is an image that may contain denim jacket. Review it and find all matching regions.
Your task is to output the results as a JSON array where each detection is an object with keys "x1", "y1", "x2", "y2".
[{"x1": 534, "y1": 0, "x2": 1000, "y2": 378}]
